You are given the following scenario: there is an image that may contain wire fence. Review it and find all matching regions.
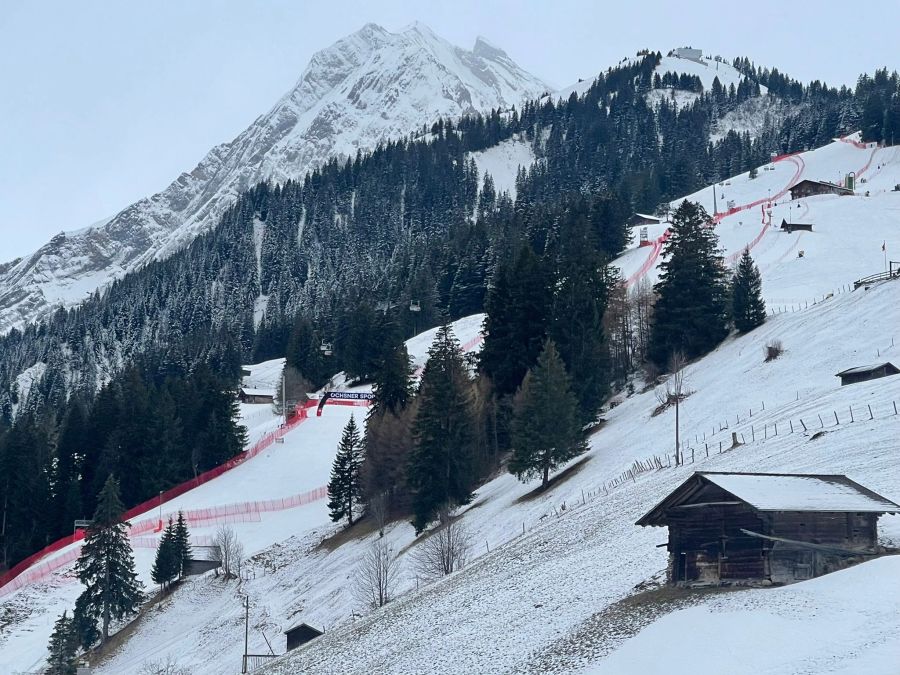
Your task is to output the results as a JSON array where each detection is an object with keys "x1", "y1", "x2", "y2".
[{"x1": 611, "y1": 396, "x2": 900, "y2": 490}]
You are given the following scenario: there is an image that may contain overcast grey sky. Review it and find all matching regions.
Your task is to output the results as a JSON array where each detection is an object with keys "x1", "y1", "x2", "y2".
[{"x1": 2, "y1": 0, "x2": 898, "y2": 260}]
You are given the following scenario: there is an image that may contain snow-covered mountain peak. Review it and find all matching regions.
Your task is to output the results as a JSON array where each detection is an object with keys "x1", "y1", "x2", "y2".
[{"x1": 0, "y1": 24, "x2": 549, "y2": 334}]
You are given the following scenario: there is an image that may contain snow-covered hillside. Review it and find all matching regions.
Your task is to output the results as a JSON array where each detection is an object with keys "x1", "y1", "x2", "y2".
[
  {"x1": 0, "y1": 23, "x2": 548, "y2": 334},
  {"x1": 4, "y1": 134, "x2": 900, "y2": 673}
]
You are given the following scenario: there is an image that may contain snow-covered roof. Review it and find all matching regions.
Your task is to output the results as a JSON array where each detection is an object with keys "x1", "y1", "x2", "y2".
[
  {"x1": 240, "y1": 387, "x2": 275, "y2": 398},
  {"x1": 638, "y1": 472, "x2": 899, "y2": 526},
  {"x1": 835, "y1": 362, "x2": 898, "y2": 377},
  {"x1": 700, "y1": 472, "x2": 899, "y2": 513}
]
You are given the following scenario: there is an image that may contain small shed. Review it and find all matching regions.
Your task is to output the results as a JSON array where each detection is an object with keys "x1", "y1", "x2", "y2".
[
  {"x1": 627, "y1": 213, "x2": 663, "y2": 227},
  {"x1": 239, "y1": 387, "x2": 275, "y2": 404},
  {"x1": 636, "y1": 471, "x2": 898, "y2": 586},
  {"x1": 183, "y1": 558, "x2": 221, "y2": 577},
  {"x1": 835, "y1": 362, "x2": 900, "y2": 386},
  {"x1": 285, "y1": 623, "x2": 323, "y2": 651},
  {"x1": 789, "y1": 179, "x2": 853, "y2": 201},
  {"x1": 780, "y1": 218, "x2": 813, "y2": 232}
]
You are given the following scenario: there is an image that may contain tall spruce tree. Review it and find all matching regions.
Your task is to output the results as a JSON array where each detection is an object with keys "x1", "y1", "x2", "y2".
[
  {"x1": 173, "y1": 511, "x2": 192, "y2": 579},
  {"x1": 408, "y1": 324, "x2": 474, "y2": 532},
  {"x1": 46, "y1": 610, "x2": 78, "y2": 675},
  {"x1": 151, "y1": 518, "x2": 177, "y2": 591},
  {"x1": 510, "y1": 340, "x2": 587, "y2": 488},
  {"x1": 74, "y1": 475, "x2": 144, "y2": 645},
  {"x1": 549, "y1": 207, "x2": 612, "y2": 423},
  {"x1": 649, "y1": 201, "x2": 729, "y2": 368},
  {"x1": 370, "y1": 344, "x2": 414, "y2": 417},
  {"x1": 732, "y1": 249, "x2": 766, "y2": 332},
  {"x1": 479, "y1": 245, "x2": 553, "y2": 398},
  {"x1": 327, "y1": 415, "x2": 363, "y2": 526}
]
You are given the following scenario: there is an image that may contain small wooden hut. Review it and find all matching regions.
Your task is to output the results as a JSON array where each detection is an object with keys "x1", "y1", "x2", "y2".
[
  {"x1": 835, "y1": 362, "x2": 900, "y2": 386},
  {"x1": 636, "y1": 472, "x2": 898, "y2": 586}
]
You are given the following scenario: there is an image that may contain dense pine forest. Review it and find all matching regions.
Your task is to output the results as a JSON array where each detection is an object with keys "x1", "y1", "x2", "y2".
[{"x1": 2, "y1": 53, "x2": 899, "y2": 570}]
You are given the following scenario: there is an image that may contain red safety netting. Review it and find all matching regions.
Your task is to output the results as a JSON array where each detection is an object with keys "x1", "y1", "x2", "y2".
[
  {"x1": 0, "y1": 400, "x2": 322, "y2": 598},
  {"x1": 627, "y1": 153, "x2": 805, "y2": 287}
]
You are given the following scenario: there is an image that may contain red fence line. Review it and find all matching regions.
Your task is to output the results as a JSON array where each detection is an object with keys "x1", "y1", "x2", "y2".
[
  {"x1": 0, "y1": 483, "x2": 330, "y2": 598},
  {"x1": 626, "y1": 153, "x2": 805, "y2": 287},
  {"x1": 0, "y1": 400, "x2": 321, "y2": 597}
]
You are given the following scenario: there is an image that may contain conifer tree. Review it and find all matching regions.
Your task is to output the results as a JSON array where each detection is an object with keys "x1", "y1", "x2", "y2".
[
  {"x1": 732, "y1": 249, "x2": 766, "y2": 332},
  {"x1": 151, "y1": 518, "x2": 177, "y2": 590},
  {"x1": 173, "y1": 511, "x2": 192, "y2": 579},
  {"x1": 74, "y1": 475, "x2": 144, "y2": 645},
  {"x1": 510, "y1": 340, "x2": 587, "y2": 488},
  {"x1": 479, "y1": 245, "x2": 552, "y2": 398},
  {"x1": 327, "y1": 415, "x2": 363, "y2": 526},
  {"x1": 649, "y1": 201, "x2": 729, "y2": 368},
  {"x1": 408, "y1": 324, "x2": 474, "y2": 532},
  {"x1": 46, "y1": 610, "x2": 78, "y2": 675},
  {"x1": 370, "y1": 344, "x2": 414, "y2": 417}
]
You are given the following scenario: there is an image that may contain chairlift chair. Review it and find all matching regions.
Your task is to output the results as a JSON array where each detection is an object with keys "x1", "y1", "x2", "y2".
[
  {"x1": 409, "y1": 300, "x2": 421, "y2": 312},
  {"x1": 320, "y1": 340, "x2": 333, "y2": 356}
]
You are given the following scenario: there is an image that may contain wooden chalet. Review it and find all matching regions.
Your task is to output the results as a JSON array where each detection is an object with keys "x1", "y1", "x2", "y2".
[
  {"x1": 789, "y1": 179, "x2": 853, "y2": 200},
  {"x1": 285, "y1": 622, "x2": 323, "y2": 651},
  {"x1": 636, "y1": 472, "x2": 898, "y2": 586},
  {"x1": 780, "y1": 218, "x2": 813, "y2": 233},
  {"x1": 835, "y1": 362, "x2": 900, "y2": 386},
  {"x1": 239, "y1": 387, "x2": 275, "y2": 404}
]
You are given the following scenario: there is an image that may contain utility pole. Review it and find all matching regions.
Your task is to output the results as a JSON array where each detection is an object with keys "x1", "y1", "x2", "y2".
[
  {"x1": 282, "y1": 367, "x2": 287, "y2": 425},
  {"x1": 243, "y1": 595, "x2": 250, "y2": 674}
]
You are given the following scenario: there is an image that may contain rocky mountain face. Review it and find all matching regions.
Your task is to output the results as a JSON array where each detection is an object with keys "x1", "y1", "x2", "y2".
[{"x1": 0, "y1": 22, "x2": 548, "y2": 334}]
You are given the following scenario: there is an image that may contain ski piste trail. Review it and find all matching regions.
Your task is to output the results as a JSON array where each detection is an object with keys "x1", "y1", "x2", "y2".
[
  {"x1": 619, "y1": 133, "x2": 894, "y2": 299},
  {"x1": 2, "y1": 140, "x2": 900, "y2": 671}
]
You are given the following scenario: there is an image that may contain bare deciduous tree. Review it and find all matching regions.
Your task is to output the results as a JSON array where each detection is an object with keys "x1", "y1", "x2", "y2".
[
  {"x1": 275, "y1": 365, "x2": 312, "y2": 419},
  {"x1": 368, "y1": 491, "x2": 389, "y2": 538},
  {"x1": 139, "y1": 655, "x2": 192, "y2": 675},
  {"x1": 668, "y1": 351, "x2": 688, "y2": 466},
  {"x1": 212, "y1": 525, "x2": 242, "y2": 579},
  {"x1": 411, "y1": 508, "x2": 472, "y2": 581},
  {"x1": 353, "y1": 538, "x2": 400, "y2": 609},
  {"x1": 764, "y1": 339, "x2": 784, "y2": 362}
]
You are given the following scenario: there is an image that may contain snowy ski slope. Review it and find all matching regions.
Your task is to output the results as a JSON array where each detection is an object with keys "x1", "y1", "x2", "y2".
[{"x1": 616, "y1": 135, "x2": 900, "y2": 307}]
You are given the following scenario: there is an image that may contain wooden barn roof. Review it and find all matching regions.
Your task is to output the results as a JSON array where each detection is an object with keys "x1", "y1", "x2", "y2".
[
  {"x1": 790, "y1": 179, "x2": 853, "y2": 194},
  {"x1": 835, "y1": 362, "x2": 899, "y2": 377},
  {"x1": 637, "y1": 472, "x2": 899, "y2": 526},
  {"x1": 284, "y1": 622, "x2": 323, "y2": 636},
  {"x1": 240, "y1": 387, "x2": 275, "y2": 397}
]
